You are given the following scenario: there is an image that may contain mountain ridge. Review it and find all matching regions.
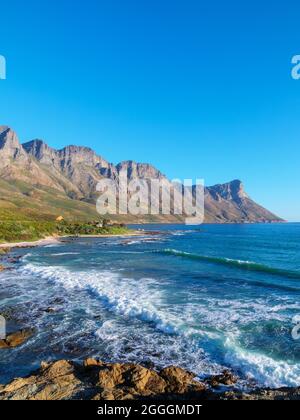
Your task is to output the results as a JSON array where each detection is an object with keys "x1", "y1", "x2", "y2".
[{"x1": 0, "y1": 126, "x2": 283, "y2": 223}]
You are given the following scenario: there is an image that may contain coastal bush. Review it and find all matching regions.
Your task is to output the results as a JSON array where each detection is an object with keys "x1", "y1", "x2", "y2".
[
  {"x1": 0, "y1": 221, "x2": 55, "y2": 242},
  {"x1": 0, "y1": 220, "x2": 129, "y2": 243}
]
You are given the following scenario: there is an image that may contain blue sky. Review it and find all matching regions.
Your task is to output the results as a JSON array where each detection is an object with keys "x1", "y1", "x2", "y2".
[{"x1": 0, "y1": 0, "x2": 300, "y2": 220}]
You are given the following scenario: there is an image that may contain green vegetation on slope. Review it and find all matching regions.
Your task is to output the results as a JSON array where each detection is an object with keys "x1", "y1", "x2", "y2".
[
  {"x1": 56, "y1": 221, "x2": 129, "y2": 237},
  {"x1": 0, "y1": 221, "x2": 56, "y2": 242},
  {"x1": 0, "y1": 178, "x2": 102, "y2": 222},
  {"x1": 0, "y1": 221, "x2": 130, "y2": 243}
]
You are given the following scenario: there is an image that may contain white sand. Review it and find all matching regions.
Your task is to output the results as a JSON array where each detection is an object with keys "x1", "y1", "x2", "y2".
[{"x1": 0, "y1": 236, "x2": 60, "y2": 249}]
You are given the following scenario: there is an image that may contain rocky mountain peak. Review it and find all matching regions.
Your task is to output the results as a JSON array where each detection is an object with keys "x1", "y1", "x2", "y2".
[
  {"x1": 207, "y1": 179, "x2": 248, "y2": 202},
  {"x1": 23, "y1": 139, "x2": 55, "y2": 161},
  {"x1": 58, "y1": 145, "x2": 104, "y2": 166},
  {"x1": 0, "y1": 126, "x2": 19, "y2": 148},
  {"x1": 24, "y1": 139, "x2": 111, "y2": 171},
  {"x1": 0, "y1": 126, "x2": 27, "y2": 160},
  {"x1": 0, "y1": 125, "x2": 10, "y2": 138},
  {"x1": 116, "y1": 160, "x2": 165, "y2": 180}
]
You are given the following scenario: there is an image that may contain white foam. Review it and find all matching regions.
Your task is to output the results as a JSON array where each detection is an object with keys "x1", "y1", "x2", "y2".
[
  {"x1": 20, "y1": 263, "x2": 183, "y2": 335},
  {"x1": 184, "y1": 298, "x2": 288, "y2": 333},
  {"x1": 18, "y1": 262, "x2": 300, "y2": 388},
  {"x1": 51, "y1": 252, "x2": 80, "y2": 256},
  {"x1": 22, "y1": 252, "x2": 32, "y2": 259},
  {"x1": 96, "y1": 320, "x2": 120, "y2": 342},
  {"x1": 122, "y1": 240, "x2": 144, "y2": 245},
  {"x1": 225, "y1": 258, "x2": 256, "y2": 265},
  {"x1": 224, "y1": 337, "x2": 300, "y2": 388}
]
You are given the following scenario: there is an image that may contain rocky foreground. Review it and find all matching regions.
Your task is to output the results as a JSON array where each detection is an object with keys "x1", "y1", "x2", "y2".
[{"x1": 0, "y1": 359, "x2": 299, "y2": 400}]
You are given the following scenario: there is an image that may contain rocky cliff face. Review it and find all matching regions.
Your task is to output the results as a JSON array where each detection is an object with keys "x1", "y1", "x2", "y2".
[
  {"x1": 23, "y1": 140, "x2": 114, "y2": 199},
  {"x1": 116, "y1": 161, "x2": 166, "y2": 180},
  {"x1": 0, "y1": 126, "x2": 283, "y2": 223},
  {"x1": 0, "y1": 126, "x2": 28, "y2": 162},
  {"x1": 0, "y1": 126, "x2": 63, "y2": 191},
  {"x1": 204, "y1": 180, "x2": 280, "y2": 223},
  {"x1": 207, "y1": 180, "x2": 248, "y2": 202}
]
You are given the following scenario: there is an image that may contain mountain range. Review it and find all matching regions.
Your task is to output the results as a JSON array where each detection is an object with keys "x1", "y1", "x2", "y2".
[{"x1": 0, "y1": 125, "x2": 282, "y2": 223}]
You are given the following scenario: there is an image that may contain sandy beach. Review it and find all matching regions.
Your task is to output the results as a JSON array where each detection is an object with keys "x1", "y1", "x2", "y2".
[
  {"x1": 0, "y1": 231, "x2": 144, "y2": 250},
  {"x1": 0, "y1": 236, "x2": 60, "y2": 250}
]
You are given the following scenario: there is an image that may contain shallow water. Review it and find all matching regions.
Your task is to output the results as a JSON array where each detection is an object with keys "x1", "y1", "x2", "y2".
[{"x1": 0, "y1": 223, "x2": 300, "y2": 388}]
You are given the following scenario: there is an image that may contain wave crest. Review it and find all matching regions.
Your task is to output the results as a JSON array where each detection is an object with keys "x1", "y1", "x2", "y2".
[{"x1": 159, "y1": 249, "x2": 300, "y2": 280}]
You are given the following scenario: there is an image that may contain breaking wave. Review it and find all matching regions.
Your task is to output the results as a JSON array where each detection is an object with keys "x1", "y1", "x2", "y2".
[{"x1": 159, "y1": 249, "x2": 300, "y2": 280}]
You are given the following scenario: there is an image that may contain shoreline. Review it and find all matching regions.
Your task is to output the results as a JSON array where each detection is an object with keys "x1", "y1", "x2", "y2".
[
  {"x1": 0, "y1": 358, "x2": 298, "y2": 400},
  {"x1": 0, "y1": 231, "x2": 144, "y2": 250},
  {"x1": 0, "y1": 236, "x2": 60, "y2": 250}
]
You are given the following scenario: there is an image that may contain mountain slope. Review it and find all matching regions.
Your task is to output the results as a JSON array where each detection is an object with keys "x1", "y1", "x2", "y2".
[
  {"x1": 23, "y1": 140, "x2": 113, "y2": 200},
  {"x1": 0, "y1": 126, "x2": 283, "y2": 223},
  {"x1": 203, "y1": 180, "x2": 281, "y2": 223},
  {"x1": 0, "y1": 126, "x2": 64, "y2": 191}
]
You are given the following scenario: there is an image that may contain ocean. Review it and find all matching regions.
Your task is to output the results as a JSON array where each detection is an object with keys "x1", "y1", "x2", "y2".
[{"x1": 0, "y1": 223, "x2": 300, "y2": 388}]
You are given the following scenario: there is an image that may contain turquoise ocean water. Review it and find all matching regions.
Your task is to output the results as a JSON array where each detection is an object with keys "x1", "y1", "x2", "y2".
[{"x1": 0, "y1": 223, "x2": 300, "y2": 388}]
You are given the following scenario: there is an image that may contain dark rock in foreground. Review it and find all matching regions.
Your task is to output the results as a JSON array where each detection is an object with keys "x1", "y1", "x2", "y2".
[
  {"x1": 207, "y1": 370, "x2": 238, "y2": 387},
  {"x1": 0, "y1": 359, "x2": 299, "y2": 400}
]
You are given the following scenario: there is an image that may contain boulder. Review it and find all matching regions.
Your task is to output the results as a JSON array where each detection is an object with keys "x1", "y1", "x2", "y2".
[
  {"x1": 83, "y1": 358, "x2": 104, "y2": 368},
  {"x1": 0, "y1": 328, "x2": 34, "y2": 349},
  {"x1": 1, "y1": 361, "x2": 81, "y2": 400},
  {"x1": 160, "y1": 366, "x2": 205, "y2": 394},
  {"x1": 96, "y1": 363, "x2": 166, "y2": 398},
  {"x1": 207, "y1": 370, "x2": 238, "y2": 388}
]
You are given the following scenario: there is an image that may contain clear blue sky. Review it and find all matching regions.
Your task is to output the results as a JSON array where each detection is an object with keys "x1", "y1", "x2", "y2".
[{"x1": 0, "y1": 0, "x2": 300, "y2": 220}]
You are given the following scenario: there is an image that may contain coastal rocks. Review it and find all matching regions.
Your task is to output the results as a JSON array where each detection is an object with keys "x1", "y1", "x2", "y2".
[
  {"x1": 92, "y1": 362, "x2": 167, "y2": 399},
  {"x1": 216, "y1": 387, "x2": 300, "y2": 401},
  {"x1": 0, "y1": 360, "x2": 82, "y2": 400},
  {"x1": 160, "y1": 366, "x2": 205, "y2": 395},
  {"x1": 40, "y1": 297, "x2": 66, "y2": 315},
  {"x1": 0, "y1": 308, "x2": 15, "y2": 321},
  {"x1": 83, "y1": 358, "x2": 105, "y2": 367},
  {"x1": 1, "y1": 358, "x2": 299, "y2": 400},
  {"x1": 6, "y1": 256, "x2": 22, "y2": 264},
  {"x1": 0, "y1": 359, "x2": 208, "y2": 400},
  {"x1": 0, "y1": 249, "x2": 21, "y2": 271},
  {"x1": 0, "y1": 328, "x2": 34, "y2": 349},
  {"x1": 0, "y1": 265, "x2": 13, "y2": 272},
  {"x1": 207, "y1": 370, "x2": 238, "y2": 388},
  {"x1": 50, "y1": 297, "x2": 65, "y2": 305},
  {"x1": 43, "y1": 307, "x2": 57, "y2": 314}
]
